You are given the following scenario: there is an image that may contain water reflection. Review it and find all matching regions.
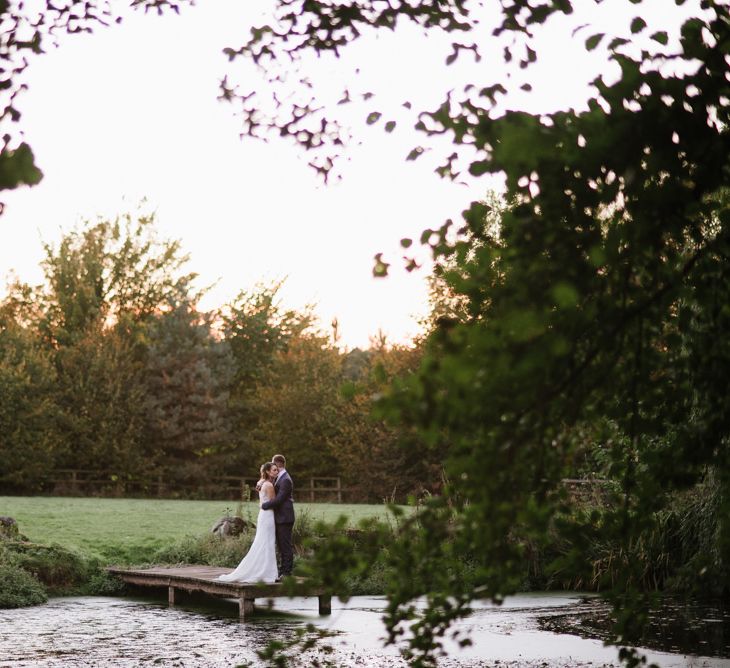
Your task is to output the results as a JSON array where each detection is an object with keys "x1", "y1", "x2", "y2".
[
  {"x1": 0, "y1": 593, "x2": 728, "y2": 667},
  {"x1": 539, "y1": 598, "x2": 730, "y2": 660}
]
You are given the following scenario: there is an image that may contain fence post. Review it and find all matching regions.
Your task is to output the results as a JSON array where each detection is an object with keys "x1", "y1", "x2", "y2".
[
  {"x1": 309, "y1": 478, "x2": 315, "y2": 503},
  {"x1": 336, "y1": 477, "x2": 342, "y2": 503}
]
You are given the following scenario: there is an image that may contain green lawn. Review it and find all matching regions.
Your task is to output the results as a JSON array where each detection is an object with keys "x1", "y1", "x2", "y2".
[{"x1": 0, "y1": 496, "x2": 398, "y2": 562}]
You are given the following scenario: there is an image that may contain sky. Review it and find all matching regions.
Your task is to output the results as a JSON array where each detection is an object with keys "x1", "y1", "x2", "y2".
[{"x1": 0, "y1": 0, "x2": 699, "y2": 349}]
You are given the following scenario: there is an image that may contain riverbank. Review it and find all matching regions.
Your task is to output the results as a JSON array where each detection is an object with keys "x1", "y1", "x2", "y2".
[
  {"x1": 2, "y1": 495, "x2": 728, "y2": 666},
  {"x1": 0, "y1": 496, "x2": 398, "y2": 562},
  {"x1": 0, "y1": 497, "x2": 381, "y2": 608}
]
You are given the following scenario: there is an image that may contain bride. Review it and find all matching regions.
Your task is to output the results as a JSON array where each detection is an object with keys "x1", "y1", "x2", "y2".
[{"x1": 217, "y1": 462, "x2": 279, "y2": 583}]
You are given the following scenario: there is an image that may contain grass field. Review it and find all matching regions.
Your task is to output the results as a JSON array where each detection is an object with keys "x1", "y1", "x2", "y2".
[{"x1": 0, "y1": 496, "x2": 399, "y2": 563}]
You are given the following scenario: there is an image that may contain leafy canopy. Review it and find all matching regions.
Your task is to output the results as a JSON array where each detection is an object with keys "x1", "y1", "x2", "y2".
[{"x1": 222, "y1": 1, "x2": 730, "y2": 666}]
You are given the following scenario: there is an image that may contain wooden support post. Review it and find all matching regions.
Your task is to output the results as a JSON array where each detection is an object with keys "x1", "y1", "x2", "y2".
[
  {"x1": 168, "y1": 586, "x2": 175, "y2": 607},
  {"x1": 310, "y1": 477, "x2": 315, "y2": 502},
  {"x1": 318, "y1": 595, "x2": 331, "y2": 615},
  {"x1": 336, "y1": 477, "x2": 342, "y2": 503},
  {"x1": 239, "y1": 595, "x2": 254, "y2": 619}
]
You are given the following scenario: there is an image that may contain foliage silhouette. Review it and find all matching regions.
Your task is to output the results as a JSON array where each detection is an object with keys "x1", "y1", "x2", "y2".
[{"x1": 224, "y1": 1, "x2": 730, "y2": 666}]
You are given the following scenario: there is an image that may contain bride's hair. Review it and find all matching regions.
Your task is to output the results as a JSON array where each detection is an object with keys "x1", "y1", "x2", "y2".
[{"x1": 259, "y1": 461, "x2": 275, "y2": 481}]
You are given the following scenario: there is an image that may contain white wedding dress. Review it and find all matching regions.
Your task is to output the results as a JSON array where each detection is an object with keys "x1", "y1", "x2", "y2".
[{"x1": 216, "y1": 485, "x2": 278, "y2": 584}]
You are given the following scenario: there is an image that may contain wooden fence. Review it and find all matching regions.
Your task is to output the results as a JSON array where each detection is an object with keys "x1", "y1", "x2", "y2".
[
  {"x1": 45, "y1": 470, "x2": 610, "y2": 504},
  {"x1": 49, "y1": 469, "x2": 353, "y2": 502}
]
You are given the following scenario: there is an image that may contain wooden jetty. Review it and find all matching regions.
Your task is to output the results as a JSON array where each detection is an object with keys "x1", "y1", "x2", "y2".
[{"x1": 107, "y1": 565, "x2": 331, "y2": 620}]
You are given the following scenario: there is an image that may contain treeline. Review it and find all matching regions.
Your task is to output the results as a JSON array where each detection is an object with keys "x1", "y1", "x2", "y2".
[{"x1": 0, "y1": 214, "x2": 441, "y2": 500}]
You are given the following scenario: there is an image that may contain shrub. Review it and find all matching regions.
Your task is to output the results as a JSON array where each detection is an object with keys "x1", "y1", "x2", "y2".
[
  {"x1": 345, "y1": 553, "x2": 394, "y2": 595},
  {"x1": 153, "y1": 532, "x2": 254, "y2": 567},
  {"x1": 0, "y1": 543, "x2": 20, "y2": 568},
  {"x1": 85, "y1": 567, "x2": 128, "y2": 596},
  {"x1": 293, "y1": 508, "x2": 316, "y2": 552},
  {"x1": 0, "y1": 564, "x2": 47, "y2": 608},
  {"x1": 4, "y1": 541, "x2": 92, "y2": 592}
]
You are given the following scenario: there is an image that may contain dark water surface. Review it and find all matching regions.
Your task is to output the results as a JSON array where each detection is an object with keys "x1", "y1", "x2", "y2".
[
  {"x1": 0, "y1": 592, "x2": 727, "y2": 667},
  {"x1": 540, "y1": 598, "x2": 730, "y2": 661}
]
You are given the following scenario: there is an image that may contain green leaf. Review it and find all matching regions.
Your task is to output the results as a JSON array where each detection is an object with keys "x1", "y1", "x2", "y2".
[
  {"x1": 400, "y1": 238, "x2": 413, "y2": 249},
  {"x1": 608, "y1": 37, "x2": 629, "y2": 50},
  {"x1": 589, "y1": 245, "x2": 607, "y2": 267},
  {"x1": 0, "y1": 143, "x2": 43, "y2": 191},
  {"x1": 551, "y1": 282, "x2": 580, "y2": 308},
  {"x1": 630, "y1": 17, "x2": 647, "y2": 33},
  {"x1": 366, "y1": 111, "x2": 382, "y2": 125},
  {"x1": 384, "y1": 121, "x2": 396, "y2": 133},
  {"x1": 406, "y1": 147, "x2": 425, "y2": 161},
  {"x1": 585, "y1": 33, "x2": 605, "y2": 51},
  {"x1": 651, "y1": 31, "x2": 669, "y2": 45},
  {"x1": 372, "y1": 253, "x2": 390, "y2": 278},
  {"x1": 468, "y1": 160, "x2": 491, "y2": 176}
]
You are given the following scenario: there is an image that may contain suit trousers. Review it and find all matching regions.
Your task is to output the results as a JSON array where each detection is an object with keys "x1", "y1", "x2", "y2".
[{"x1": 275, "y1": 522, "x2": 294, "y2": 576}]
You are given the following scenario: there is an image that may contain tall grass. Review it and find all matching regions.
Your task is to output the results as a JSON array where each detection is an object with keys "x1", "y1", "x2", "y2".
[{"x1": 524, "y1": 473, "x2": 724, "y2": 597}]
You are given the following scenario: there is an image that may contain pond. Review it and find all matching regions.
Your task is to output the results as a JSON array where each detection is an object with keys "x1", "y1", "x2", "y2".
[{"x1": 1, "y1": 592, "x2": 727, "y2": 667}]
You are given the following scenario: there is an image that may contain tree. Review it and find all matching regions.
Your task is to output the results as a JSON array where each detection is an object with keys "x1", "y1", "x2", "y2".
[
  {"x1": 219, "y1": 282, "x2": 315, "y2": 474},
  {"x1": 419, "y1": 191, "x2": 507, "y2": 332},
  {"x1": 0, "y1": 308, "x2": 58, "y2": 491},
  {"x1": 247, "y1": 332, "x2": 343, "y2": 480},
  {"x1": 338, "y1": 343, "x2": 430, "y2": 503},
  {"x1": 226, "y1": 2, "x2": 730, "y2": 665},
  {"x1": 50, "y1": 327, "x2": 150, "y2": 476},
  {"x1": 144, "y1": 298, "x2": 233, "y2": 489},
  {"x1": 38, "y1": 212, "x2": 195, "y2": 345},
  {"x1": 26, "y1": 212, "x2": 198, "y2": 481}
]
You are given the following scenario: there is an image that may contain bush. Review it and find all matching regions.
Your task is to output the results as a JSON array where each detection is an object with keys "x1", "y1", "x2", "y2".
[
  {"x1": 345, "y1": 553, "x2": 394, "y2": 595},
  {"x1": 85, "y1": 568, "x2": 127, "y2": 596},
  {"x1": 0, "y1": 564, "x2": 47, "y2": 608},
  {"x1": 0, "y1": 542, "x2": 20, "y2": 568},
  {"x1": 153, "y1": 532, "x2": 254, "y2": 567},
  {"x1": 4, "y1": 541, "x2": 92, "y2": 593},
  {"x1": 293, "y1": 508, "x2": 316, "y2": 552}
]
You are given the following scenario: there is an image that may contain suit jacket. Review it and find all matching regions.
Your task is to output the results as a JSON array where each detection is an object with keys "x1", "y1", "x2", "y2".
[{"x1": 261, "y1": 470, "x2": 295, "y2": 524}]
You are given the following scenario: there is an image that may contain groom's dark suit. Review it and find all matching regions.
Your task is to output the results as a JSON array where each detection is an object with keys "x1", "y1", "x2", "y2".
[{"x1": 261, "y1": 469, "x2": 295, "y2": 576}]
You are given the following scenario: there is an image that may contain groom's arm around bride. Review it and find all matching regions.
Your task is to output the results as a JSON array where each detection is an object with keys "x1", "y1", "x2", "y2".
[{"x1": 261, "y1": 472, "x2": 293, "y2": 516}]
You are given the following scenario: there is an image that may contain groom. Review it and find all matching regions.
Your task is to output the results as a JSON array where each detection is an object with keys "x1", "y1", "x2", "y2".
[{"x1": 261, "y1": 453, "x2": 295, "y2": 579}]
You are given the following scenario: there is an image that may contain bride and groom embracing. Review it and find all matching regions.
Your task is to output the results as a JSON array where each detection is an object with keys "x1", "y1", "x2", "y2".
[{"x1": 217, "y1": 453, "x2": 295, "y2": 584}]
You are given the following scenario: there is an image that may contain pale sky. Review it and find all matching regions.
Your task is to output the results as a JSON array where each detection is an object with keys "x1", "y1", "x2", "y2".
[{"x1": 0, "y1": 0, "x2": 699, "y2": 349}]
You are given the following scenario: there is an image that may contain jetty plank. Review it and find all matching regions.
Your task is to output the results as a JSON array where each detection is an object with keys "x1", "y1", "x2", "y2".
[{"x1": 107, "y1": 565, "x2": 331, "y2": 619}]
